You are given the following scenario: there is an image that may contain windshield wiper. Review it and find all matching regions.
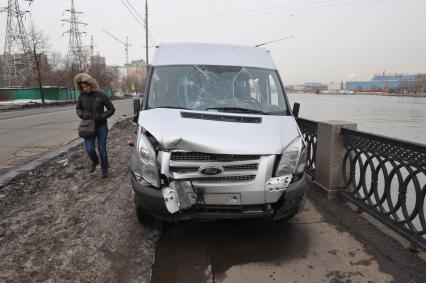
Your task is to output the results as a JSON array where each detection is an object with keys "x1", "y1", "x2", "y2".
[{"x1": 204, "y1": 107, "x2": 268, "y2": 114}]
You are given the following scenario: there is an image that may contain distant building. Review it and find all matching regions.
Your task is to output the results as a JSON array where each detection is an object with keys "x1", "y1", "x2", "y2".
[
  {"x1": 126, "y1": 59, "x2": 146, "y2": 77},
  {"x1": 346, "y1": 73, "x2": 424, "y2": 92},
  {"x1": 303, "y1": 82, "x2": 328, "y2": 93},
  {"x1": 327, "y1": 81, "x2": 344, "y2": 91},
  {"x1": 0, "y1": 52, "x2": 47, "y2": 87},
  {"x1": 90, "y1": 55, "x2": 106, "y2": 69}
]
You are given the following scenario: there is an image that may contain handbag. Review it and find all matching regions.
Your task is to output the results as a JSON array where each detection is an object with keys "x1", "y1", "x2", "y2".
[
  {"x1": 78, "y1": 95, "x2": 96, "y2": 138},
  {"x1": 78, "y1": 119, "x2": 95, "y2": 138}
]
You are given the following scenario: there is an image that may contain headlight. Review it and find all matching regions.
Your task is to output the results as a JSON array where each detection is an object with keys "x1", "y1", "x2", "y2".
[
  {"x1": 137, "y1": 133, "x2": 160, "y2": 187},
  {"x1": 275, "y1": 137, "x2": 306, "y2": 176}
]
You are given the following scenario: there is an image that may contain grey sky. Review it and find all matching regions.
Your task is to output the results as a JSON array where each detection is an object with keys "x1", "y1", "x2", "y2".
[{"x1": 1, "y1": 0, "x2": 425, "y2": 85}]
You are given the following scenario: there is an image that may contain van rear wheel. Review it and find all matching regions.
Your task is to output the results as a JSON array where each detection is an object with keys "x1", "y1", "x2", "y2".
[{"x1": 135, "y1": 204, "x2": 155, "y2": 225}]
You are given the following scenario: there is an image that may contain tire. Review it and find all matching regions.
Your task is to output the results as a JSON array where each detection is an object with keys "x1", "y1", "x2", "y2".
[
  {"x1": 271, "y1": 206, "x2": 300, "y2": 222},
  {"x1": 280, "y1": 208, "x2": 298, "y2": 221},
  {"x1": 135, "y1": 204, "x2": 155, "y2": 225}
]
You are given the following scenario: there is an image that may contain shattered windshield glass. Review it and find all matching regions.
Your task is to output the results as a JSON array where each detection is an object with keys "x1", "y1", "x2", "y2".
[{"x1": 147, "y1": 65, "x2": 288, "y2": 115}]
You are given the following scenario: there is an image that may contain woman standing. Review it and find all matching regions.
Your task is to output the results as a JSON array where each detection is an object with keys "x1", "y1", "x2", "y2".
[{"x1": 75, "y1": 73, "x2": 115, "y2": 178}]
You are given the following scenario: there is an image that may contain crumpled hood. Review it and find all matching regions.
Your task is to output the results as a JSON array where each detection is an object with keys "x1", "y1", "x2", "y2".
[{"x1": 138, "y1": 108, "x2": 301, "y2": 155}]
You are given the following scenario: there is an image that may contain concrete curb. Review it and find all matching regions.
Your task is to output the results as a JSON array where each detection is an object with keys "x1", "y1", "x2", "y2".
[
  {"x1": 0, "y1": 139, "x2": 83, "y2": 188},
  {"x1": 0, "y1": 118, "x2": 125, "y2": 189}
]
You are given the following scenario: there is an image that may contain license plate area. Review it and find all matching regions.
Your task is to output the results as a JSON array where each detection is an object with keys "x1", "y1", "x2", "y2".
[{"x1": 203, "y1": 193, "x2": 241, "y2": 205}]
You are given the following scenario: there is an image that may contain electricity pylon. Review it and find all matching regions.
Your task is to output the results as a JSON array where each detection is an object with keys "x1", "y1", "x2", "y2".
[
  {"x1": 1, "y1": 0, "x2": 34, "y2": 86},
  {"x1": 62, "y1": 0, "x2": 87, "y2": 74}
]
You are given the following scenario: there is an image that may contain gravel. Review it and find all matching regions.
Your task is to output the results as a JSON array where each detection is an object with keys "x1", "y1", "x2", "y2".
[{"x1": 0, "y1": 118, "x2": 161, "y2": 282}]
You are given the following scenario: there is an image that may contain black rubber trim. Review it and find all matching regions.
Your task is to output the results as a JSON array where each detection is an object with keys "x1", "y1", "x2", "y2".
[{"x1": 181, "y1": 111, "x2": 262, "y2": 124}]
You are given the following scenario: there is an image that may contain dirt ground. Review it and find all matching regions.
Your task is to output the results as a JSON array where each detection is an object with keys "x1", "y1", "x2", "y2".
[{"x1": 0, "y1": 118, "x2": 161, "y2": 282}]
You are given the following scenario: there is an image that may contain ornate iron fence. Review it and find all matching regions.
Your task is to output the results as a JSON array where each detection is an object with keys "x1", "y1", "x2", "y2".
[
  {"x1": 341, "y1": 128, "x2": 426, "y2": 250},
  {"x1": 296, "y1": 118, "x2": 318, "y2": 177}
]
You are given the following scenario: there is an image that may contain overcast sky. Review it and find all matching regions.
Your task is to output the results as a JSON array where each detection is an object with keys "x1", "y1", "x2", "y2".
[{"x1": 1, "y1": 0, "x2": 425, "y2": 84}]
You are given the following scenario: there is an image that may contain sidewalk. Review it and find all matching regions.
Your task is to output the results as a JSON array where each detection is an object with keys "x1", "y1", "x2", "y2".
[{"x1": 152, "y1": 190, "x2": 426, "y2": 282}]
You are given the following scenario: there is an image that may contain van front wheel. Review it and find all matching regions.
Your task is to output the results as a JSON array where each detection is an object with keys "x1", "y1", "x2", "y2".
[{"x1": 271, "y1": 206, "x2": 299, "y2": 222}]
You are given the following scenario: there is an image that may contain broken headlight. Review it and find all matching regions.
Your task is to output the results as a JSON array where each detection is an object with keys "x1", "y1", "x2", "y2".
[
  {"x1": 137, "y1": 133, "x2": 160, "y2": 188},
  {"x1": 275, "y1": 137, "x2": 307, "y2": 176}
]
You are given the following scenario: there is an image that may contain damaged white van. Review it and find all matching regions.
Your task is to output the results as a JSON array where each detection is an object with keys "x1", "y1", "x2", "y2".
[{"x1": 129, "y1": 43, "x2": 307, "y2": 223}]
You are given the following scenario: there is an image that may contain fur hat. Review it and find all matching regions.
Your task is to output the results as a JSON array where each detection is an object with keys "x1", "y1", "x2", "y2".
[{"x1": 73, "y1": 73, "x2": 100, "y2": 92}]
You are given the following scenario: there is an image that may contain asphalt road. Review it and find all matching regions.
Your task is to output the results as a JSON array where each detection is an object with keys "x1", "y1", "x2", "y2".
[{"x1": 0, "y1": 99, "x2": 134, "y2": 175}]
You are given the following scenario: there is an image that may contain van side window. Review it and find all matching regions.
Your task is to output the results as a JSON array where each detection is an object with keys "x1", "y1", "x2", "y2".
[{"x1": 269, "y1": 74, "x2": 279, "y2": 106}]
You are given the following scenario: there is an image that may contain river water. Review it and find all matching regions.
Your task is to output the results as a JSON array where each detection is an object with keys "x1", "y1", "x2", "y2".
[
  {"x1": 287, "y1": 93, "x2": 426, "y2": 145},
  {"x1": 287, "y1": 93, "x2": 425, "y2": 236}
]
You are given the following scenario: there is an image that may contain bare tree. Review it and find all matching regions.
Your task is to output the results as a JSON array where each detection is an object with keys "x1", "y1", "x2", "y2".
[
  {"x1": 88, "y1": 56, "x2": 121, "y2": 93},
  {"x1": 44, "y1": 51, "x2": 70, "y2": 87},
  {"x1": 28, "y1": 24, "x2": 49, "y2": 103}
]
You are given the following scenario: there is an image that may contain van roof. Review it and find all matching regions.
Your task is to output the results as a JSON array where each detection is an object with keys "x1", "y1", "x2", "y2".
[{"x1": 151, "y1": 43, "x2": 277, "y2": 70}]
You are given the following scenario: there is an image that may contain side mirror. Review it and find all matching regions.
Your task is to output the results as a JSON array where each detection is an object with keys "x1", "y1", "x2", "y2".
[
  {"x1": 133, "y1": 98, "x2": 141, "y2": 123},
  {"x1": 293, "y1": 102, "x2": 300, "y2": 118}
]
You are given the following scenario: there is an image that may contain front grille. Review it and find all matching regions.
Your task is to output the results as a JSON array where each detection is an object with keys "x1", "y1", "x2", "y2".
[
  {"x1": 169, "y1": 166, "x2": 199, "y2": 173},
  {"x1": 169, "y1": 163, "x2": 258, "y2": 173},
  {"x1": 170, "y1": 152, "x2": 260, "y2": 162},
  {"x1": 169, "y1": 151, "x2": 260, "y2": 184},
  {"x1": 192, "y1": 175, "x2": 256, "y2": 183},
  {"x1": 224, "y1": 164, "x2": 258, "y2": 171},
  {"x1": 193, "y1": 205, "x2": 267, "y2": 213}
]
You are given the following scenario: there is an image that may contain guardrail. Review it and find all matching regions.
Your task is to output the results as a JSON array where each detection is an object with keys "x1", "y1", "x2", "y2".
[
  {"x1": 296, "y1": 118, "x2": 318, "y2": 177},
  {"x1": 341, "y1": 128, "x2": 426, "y2": 250}
]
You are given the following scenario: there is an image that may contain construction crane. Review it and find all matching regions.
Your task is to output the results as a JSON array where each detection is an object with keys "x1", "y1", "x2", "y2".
[{"x1": 102, "y1": 29, "x2": 131, "y2": 93}]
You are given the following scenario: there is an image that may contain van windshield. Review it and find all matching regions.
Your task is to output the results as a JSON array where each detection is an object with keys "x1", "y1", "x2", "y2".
[{"x1": 147, "y1": 65, "x2": 289, "y2": 115}]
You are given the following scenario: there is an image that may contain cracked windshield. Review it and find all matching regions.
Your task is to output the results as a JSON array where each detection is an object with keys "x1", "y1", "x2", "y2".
[{"x1": 148, "y1": 65, "x2": 288, "y2": 114}]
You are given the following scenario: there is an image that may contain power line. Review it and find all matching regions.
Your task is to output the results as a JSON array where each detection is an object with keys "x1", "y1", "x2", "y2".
[
  {"x1": 124, "y1": 0, "x2": 156, "y2": 45},
  {"x1": 149, "y1": 0, "x2": 243, "y2": 15},
  {"x1": 118, "y1": 0, "x2": 156, "y2": 45},
  {"x1": 119, "y1": 0, "x2": 144, "y2": 28},
  {"x1": 123, "y1": 0, "x2": 156, "y2": 45},
  {"x1": 152, "y1": 0, "x2": 346, "y2": 24},
  {"x1": 150, "y1": 0, "x2": 380, "y2": 27}
]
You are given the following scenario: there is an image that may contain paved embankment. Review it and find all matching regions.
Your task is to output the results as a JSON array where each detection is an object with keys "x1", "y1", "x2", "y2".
[
  {"x1": 0, "y1": 118, "x2": 425, "y2": 282},
  {"x1": 152, "y1": 192, "x2": 426, "y2": 283},
  {"x1": 0, "y1": 119, "x2": 161, "y2": 282}
]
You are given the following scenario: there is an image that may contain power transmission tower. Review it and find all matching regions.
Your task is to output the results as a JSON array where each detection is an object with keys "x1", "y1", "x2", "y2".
[
  {"x1": 1, "y1": 0, "x2": 34, "y2": 87},
  {"x1": 62, "y1": 0, "x2": 87, "y2": 75}
]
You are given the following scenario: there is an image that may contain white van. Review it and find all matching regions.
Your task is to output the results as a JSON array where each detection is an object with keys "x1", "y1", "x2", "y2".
[{"x1": 129, "y1": 43, "x2": 307, "y2": 222}]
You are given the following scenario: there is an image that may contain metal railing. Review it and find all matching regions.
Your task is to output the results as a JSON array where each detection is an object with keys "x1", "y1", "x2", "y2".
[
  {"x1": 341, "y1": 128, "x2": 426, "y2": 250},
  {"x1": 296, "y1": 118, "x2": 318, "y2": 177}
]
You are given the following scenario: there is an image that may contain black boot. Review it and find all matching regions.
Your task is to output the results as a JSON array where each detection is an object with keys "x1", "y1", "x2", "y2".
[
  {"x1": 89, "y1": 158, "x2": 99, "y2": 173},
  {"x1": 101, "y1": 167, "x2": 108, "y2": 178}
]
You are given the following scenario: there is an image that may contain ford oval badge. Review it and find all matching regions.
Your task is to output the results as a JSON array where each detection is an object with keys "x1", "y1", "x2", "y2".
[{"x1": 199, "y1": 165, "x2": 224, "y2": 176}]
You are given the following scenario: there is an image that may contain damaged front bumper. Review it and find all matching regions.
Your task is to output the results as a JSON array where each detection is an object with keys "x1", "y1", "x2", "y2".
[{"x1": 130, "y1": 170, "x2": 306, "y2": 222}]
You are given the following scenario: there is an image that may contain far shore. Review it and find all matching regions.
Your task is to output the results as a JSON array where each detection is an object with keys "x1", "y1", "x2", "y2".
[{"x1": 288, "y1": 91, "x2": 426, "y2": 97}]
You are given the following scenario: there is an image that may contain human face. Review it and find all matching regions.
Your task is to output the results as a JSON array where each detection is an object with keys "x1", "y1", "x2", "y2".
[{"x1": 81, "y1": 83, "x2": 92, "y2": 93}]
